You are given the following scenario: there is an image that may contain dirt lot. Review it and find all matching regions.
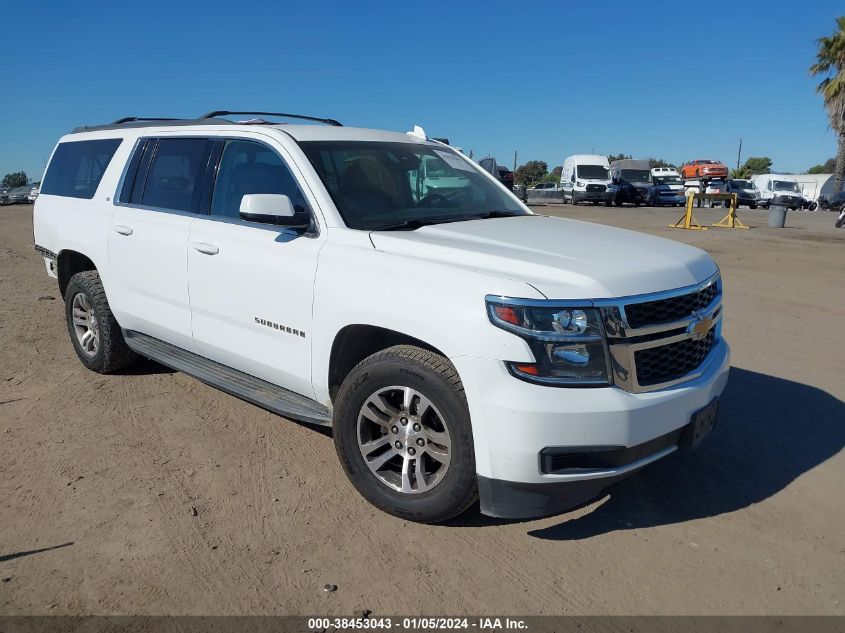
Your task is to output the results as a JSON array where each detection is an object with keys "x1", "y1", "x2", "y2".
[{"x1": 1, "y1": 203, "x2": 843, "y2": 616}]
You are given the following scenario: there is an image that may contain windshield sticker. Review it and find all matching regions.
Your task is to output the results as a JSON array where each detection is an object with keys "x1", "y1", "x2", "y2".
[{"x1": 434, "y1": 150, "x2": 474, "y2": 172}]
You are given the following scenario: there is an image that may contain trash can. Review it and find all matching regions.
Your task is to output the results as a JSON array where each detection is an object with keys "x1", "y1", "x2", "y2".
[{"x1": 768, "y1": 195, "x2": 788, "y2": 228}]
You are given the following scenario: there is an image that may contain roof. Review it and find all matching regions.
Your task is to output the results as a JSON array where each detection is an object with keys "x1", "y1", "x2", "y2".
[
  {"x1": 69, "y1": 121, "x2": 437, "y2": 146},
  {"x1": 280, "y1": 125, "x2": 434, "y2": 144}
]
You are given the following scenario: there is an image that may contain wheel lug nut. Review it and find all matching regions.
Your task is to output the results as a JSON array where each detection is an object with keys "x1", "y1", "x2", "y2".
[
  {"x1": 394, "y1": 441, "x2": 402, "y2": 449},
  {"x1": 400, "y1": 417, "x2": 408, "y2": 425},
  {"x1": 416, "y1": 438, "x2": 424, "y2": 446},
  {"x1": 408, "y1": 447, "x2": 416, "y2": 456},
  {"x1": 391, "y1": 425, "x2": 399, "y2": 434},
  {"x1": 413, "y1": 423, "x2": 421, "y2": 431}
]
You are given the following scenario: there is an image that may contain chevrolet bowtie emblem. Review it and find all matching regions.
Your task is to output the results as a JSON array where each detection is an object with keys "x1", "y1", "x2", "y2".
[{"x1": 688, "y1": 311, "x2": 713, "y2": 340}]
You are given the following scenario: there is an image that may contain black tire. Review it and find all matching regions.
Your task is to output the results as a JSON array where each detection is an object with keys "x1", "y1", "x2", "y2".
[
  {"x1": 614, "y1": 200, "x2": 622, "y2": 207},
  {"x1": 750, "y1": 203, "x2": 757, "y2": 209},
  {"x1": 605, "y1": 200, "x2": 612, "y2": 207},
  {"x1": 333, "y1": 345, "x2": 477, "y2": 523},
  {"x1": 571, "y1": 195, "x2": 578, "y2": 206},
  {"x1": 65, "y1": 270, "x2": 137, "y2": 373},
  {"x1": 835, "y1": 214, "x2": 845, "y2": 228}
]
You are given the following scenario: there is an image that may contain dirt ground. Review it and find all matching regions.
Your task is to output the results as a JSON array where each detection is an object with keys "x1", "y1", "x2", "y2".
[{"x1": 1, "y1": 202, "x2": 843, "y2": 616}]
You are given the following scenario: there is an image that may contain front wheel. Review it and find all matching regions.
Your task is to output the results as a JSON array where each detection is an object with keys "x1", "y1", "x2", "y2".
[
  {"x1": 835, "y1": 213, "x2": 845, "y2": 228},
  {"x1": 333, "y1": 345, "x2": 477, "y2": 523}
]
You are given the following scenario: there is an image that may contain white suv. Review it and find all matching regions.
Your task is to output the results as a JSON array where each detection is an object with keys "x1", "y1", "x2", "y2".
[{"x1": 33, "y1": 111, "x2": 730, "y2": 523}]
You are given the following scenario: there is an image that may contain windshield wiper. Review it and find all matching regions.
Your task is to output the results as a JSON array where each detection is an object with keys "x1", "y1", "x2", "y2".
[
  {"x1": 370, "y1": 211, "x2": 524, "y2": 232},
  {"x1": 370, "y1": 218, "x2": 455, "y2": 231},
  {"x1": 472, "y1": 210, "x2": 524, "y2": 219}
]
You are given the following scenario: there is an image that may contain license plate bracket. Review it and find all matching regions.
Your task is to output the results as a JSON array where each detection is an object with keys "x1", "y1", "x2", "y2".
[{"x1": 681, "y1": 398, "x2": 719, "y2": 450}]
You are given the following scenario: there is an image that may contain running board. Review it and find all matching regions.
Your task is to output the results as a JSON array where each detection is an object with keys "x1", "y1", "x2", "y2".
[{"x1": 123, "y1": 330, "x2": 332, "y2": 426}]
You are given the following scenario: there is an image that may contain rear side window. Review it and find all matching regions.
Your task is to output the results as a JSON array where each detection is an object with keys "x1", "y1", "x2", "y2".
[
  {"x1": 141, "y1": 138, "x2": 212, "y2": 212},
  {"x1": 41, "y1": 139, "x2": 122, "y2": 199}
]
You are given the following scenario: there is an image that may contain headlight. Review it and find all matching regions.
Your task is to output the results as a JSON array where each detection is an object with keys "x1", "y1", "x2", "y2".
[
  {"x1": 486, "y1": 299, "x2": 610, "y2": 386},
  {"x1": 576, "y1": 181, "x2": 585, "y2": 187}
]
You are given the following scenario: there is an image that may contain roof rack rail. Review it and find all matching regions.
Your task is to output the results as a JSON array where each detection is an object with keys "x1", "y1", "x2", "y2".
[
  {"x1": 200, "y1": 110, "x2": 342, "y2": 127},
  {"x1": 111, "y1": 117, "x2": 183, "y2": 125}
]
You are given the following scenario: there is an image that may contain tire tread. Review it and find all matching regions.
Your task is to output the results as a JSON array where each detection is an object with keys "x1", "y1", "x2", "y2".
[{"x1": 65, "y1": 270, "x2": 136, "y2": 373}]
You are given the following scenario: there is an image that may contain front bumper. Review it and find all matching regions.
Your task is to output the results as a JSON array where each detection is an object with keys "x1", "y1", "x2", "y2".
[
  {"x1": 454, "y1": 339, "x2": 730, "y2": 519},
  {"x1": 572, "y1": 189, "x2": 612, "y2": 202},
  {"x1": 654, "y1": 193, "x2": 687, "y2": 205}
]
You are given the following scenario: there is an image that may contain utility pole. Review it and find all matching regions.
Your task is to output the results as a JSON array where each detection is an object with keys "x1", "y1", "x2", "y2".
[
  {"x1": 736, "y1": 138, "x2": 742, "y2": 170},
  {"x1": 513, "y1": 150, "x2": 517, "y2": 172}
]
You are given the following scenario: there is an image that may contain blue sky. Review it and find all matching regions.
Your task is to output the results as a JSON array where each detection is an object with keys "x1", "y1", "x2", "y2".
[{"x1": 1, "y1": 0, "x2": 841, "y2": 180}]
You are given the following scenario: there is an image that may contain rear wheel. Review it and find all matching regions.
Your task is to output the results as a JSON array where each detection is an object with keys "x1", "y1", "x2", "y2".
[
  {"x1": 65, "y1": 270, "x2": 137, "y2": 373},
  {"x1": 333, "y1": 345, "x2": 477, "y2": 523}
]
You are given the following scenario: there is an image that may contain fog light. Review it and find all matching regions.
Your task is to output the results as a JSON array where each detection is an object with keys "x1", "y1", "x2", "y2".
[{"x1": 551, "y1": 344, "x2": 590, "y2": 365}]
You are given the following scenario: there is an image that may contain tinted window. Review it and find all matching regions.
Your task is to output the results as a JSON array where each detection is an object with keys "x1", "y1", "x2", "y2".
[
  {"x1": 41, "y1": 139, "x2": 122, "y2": 199},
  {"x1": 211, "y1": 139, "x2": 310, "y2": 219},
  {"x1": 141, "y1": 138, "x2": 211, "y2": 212},
  {"x1": 301, "y1": 141, "x2": 525, "y2": 230}
]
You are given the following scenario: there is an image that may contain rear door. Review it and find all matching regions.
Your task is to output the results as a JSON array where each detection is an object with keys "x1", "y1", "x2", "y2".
[
  {"x1": 186, "y1": 133, "x2": 325, "y2": 398},
  {"x1": 109, "y1": 135, "x2": 214, "y2": 352}
]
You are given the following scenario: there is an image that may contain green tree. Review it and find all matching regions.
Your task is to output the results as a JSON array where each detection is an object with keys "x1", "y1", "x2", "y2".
[
  {"x1": 744, "y1": 156, "x2": 772, "y2": 175},
  {"x1": 730, "y1": 156, "x2": 771, "y2": 179},
  {"x1": 647, "y1": 157, "x2": 676, "y2": 169},
  {"x1": 606, "y1": 153, "x2": 631, "y2": 163},
  {"x1": 809, "y1": 16, "x2": 845, "y2": 192},
  {"x1": 2, "y1": 171, "x2": 28, "y2": 188},
  {"x1": 539, "y1": 166, "x2": 563, "y2": 184},
  {"x1": 807, "y1": 157, "x2": 837, "y2": 173},
  {"x1": 514, "y1": 160, "x2": 548, "y2": 186}
]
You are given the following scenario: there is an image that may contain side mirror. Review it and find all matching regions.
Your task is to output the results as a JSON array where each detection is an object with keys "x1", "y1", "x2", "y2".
[{"x1": 239, "y1": 194, "x2": 309, "y2": 228}]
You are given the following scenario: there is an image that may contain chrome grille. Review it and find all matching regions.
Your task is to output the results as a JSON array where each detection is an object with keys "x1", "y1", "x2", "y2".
[
  {"x1": 624, "y1": 282, "x2": 718, "y2": 329},
  {"x1": 601, "y1": 272, "x2": 722, "y2": 393},
  {"x1": 634, "y1": 330, "x2": 715, "y2": 386}
]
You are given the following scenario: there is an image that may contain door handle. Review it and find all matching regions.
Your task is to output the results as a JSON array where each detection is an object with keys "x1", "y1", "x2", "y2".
[
  {"x1": 113, "y1": 225, "x2": 133, "y2": 236},
  {"x1": 191, "y1": 242, "x2": 219, "y2": 255}
]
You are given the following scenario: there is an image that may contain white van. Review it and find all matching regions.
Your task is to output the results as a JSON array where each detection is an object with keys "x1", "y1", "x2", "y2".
[
  {"x1": 752, "y1": 174, "x2": 803, "y2": 210},
  {"x1": 560, "y1": 154, "x2": 613, "y2": 206}
]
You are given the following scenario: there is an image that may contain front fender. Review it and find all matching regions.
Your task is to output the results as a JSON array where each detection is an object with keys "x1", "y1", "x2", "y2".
[{"x1": 310, "y1": 236, "x2": 541, "y2": 404}]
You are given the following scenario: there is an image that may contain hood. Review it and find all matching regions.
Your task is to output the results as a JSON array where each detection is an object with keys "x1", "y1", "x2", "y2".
[{"x1": 369, "y1": 215, "x2": 717, "y2": 299}]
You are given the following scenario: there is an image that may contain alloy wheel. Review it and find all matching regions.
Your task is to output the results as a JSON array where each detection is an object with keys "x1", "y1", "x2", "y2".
[
  {"x1": 71, "y1": 292, "x2": 99, "y2": 357},
  {"x1": 356, "y1": 385, "x2": 452, "y2": 494}
]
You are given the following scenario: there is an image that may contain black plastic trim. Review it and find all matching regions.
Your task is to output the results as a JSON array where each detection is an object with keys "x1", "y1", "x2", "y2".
[{"x1": 478, "y1": 473, "x2": 631, "y2": 519}]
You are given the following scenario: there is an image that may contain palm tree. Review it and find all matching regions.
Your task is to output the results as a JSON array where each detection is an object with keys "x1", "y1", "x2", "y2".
[{"x1": 810, "y1": 16, "x2": 845, "y2": 192}]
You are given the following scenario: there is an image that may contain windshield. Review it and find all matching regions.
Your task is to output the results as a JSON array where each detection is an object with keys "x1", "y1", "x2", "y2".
[
  {"x1": 774, "y1": 180, "x2": 799, "y2": 192},
  {"x1": 577, "y1": 165, "x2": 609, "y2": 180},
  {"x1": 654, "y1": 176, "x2": 682, "y2": 185},
  {"x1": 300, "y1": 141, "x2": 526, "y2": 230},
  {"x1": 620, "y1": 169, "x2": 651, "y2": 182},
  {"x1": 732, "y1": 180, "x2": 755, "y2": 189}
]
